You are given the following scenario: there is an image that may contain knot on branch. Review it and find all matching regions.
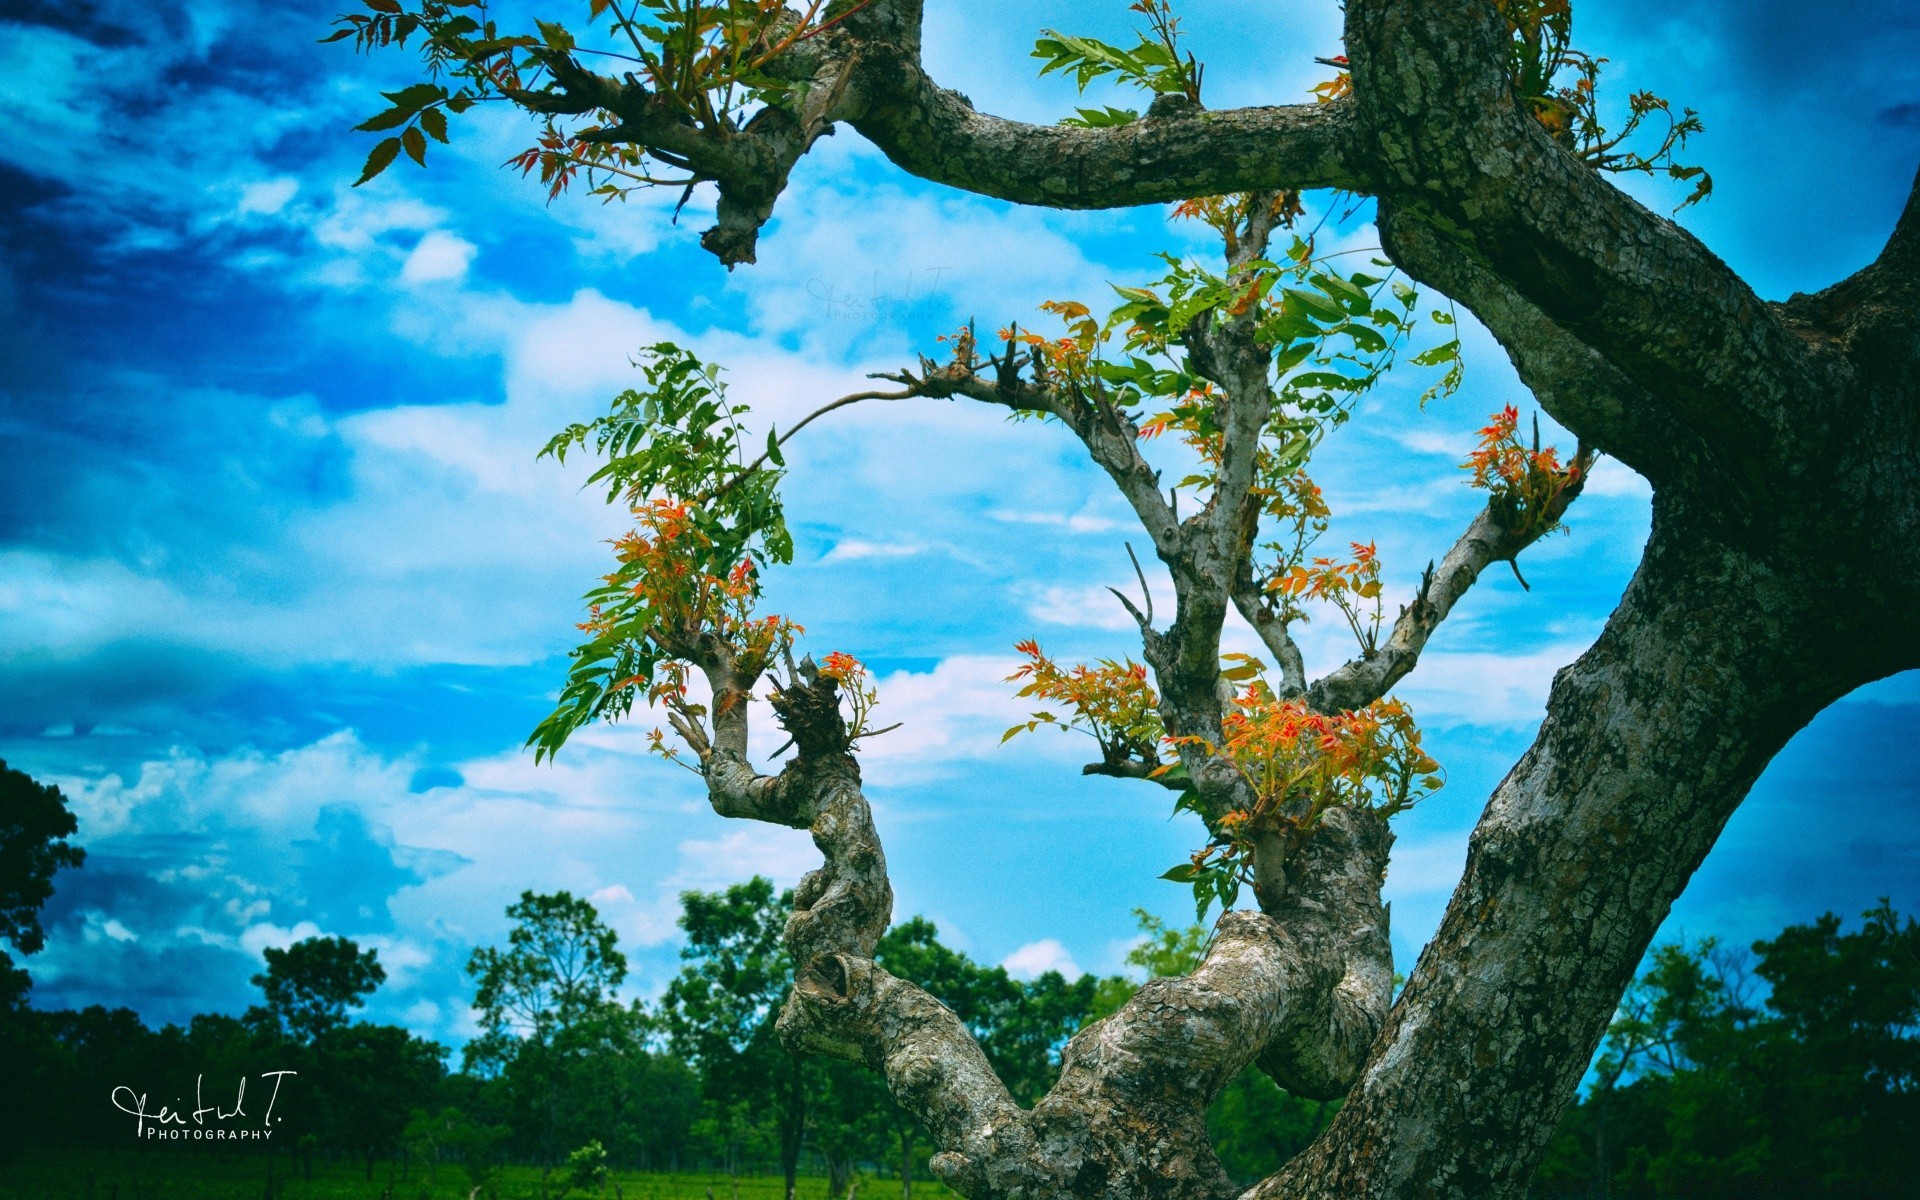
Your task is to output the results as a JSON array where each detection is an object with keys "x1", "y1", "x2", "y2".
[
  {"x1": 779, "y1": 951, "x2": 882, "y2": 1062},
  {"x1": 768, "y1": 657, "x2": 854, "y2": 759}
]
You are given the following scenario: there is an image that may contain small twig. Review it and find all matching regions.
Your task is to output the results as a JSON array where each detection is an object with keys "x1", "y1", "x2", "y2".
[
  {"x1": 1124, "y1": 542, "x2": 1155, "y2": 627},
  {"x1": 1508, "y1": 558, "x2": 1531, "y2": 591},
  {"x1": 705, "y1": 386, "x2": 920, "y2": 501},
  {"x1": 1107, "y1": 586, "x2": 1151, "y2": 631}
]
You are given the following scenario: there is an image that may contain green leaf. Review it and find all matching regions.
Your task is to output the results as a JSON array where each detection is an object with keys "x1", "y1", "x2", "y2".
[
  {"x1": 419, "y1": 106, "x2": 449, "y2": 143},
  {"x1": 354, "y1": 107, "x2": 414, "y2": 133},
  {"x1": 381, "y1": 82, "x2": 444, "y2": 111},
  {"x1": 1160, "y1": 863, "x2": 1200, "y2": 883},
  {"x1": 402, "y1": 125, "x2": 428, "y2": 166},
  {"x1": 1283, "y1": 287, "x2": 1345, "y2": 323},
  {"x1": 353, "y1": 137, "x2": 403, "y2": 186},
  {"x1": 1061, "y1": 105, "x2": 1139, "y2": 128},
  {"x1": 1411, "y1": 341, "x2": 1460, "y2": 367},
  {"x1": 1314, "y1": 273, "x2": 1371, "y2": 312},
  {"x1": 765, "y1": 429, "x2": 784, "y2": 467}
]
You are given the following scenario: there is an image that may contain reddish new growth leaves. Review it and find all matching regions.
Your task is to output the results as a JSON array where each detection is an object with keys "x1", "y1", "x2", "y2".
[
  {"x1": 590, "y1": 500, "x2": 795, "y2": 665},
  {"x1": 1270, "y1": 541, "x2": 1386, "y2": 656},
  {"x1": 1165, "y1": 689, "x2": 1442, "y2": 905},
  {"x1": 816, "y1": 650, "x2": 887, "y2": 746},
  {"x1": 1002, "y1": 641, "x2": 1164, "y2": 774},
  {"x1": 1465, "y1": 405, "x2": 1588, "y2": 541}
]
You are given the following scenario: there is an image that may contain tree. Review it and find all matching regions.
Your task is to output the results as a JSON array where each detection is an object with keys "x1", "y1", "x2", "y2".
[
  {"x1": 465, "y1": 890, "x2": 650, "y2": 1168},
  {"x1": 1538, "y1": 904, "x2": 1920, "y2": 1195},
  {"x1": 334, "y1": 0, "x2": 1920, "y2": 1194},
  {"x1": 0, "y1": 760, "x2": 85, "y2": 1007},
  {"x1": 664, "y1": 877, "x2": 810, "y2": 1199},
  {"x1": 250, "y1": 934, "x2": 386, "y2": 1042}
]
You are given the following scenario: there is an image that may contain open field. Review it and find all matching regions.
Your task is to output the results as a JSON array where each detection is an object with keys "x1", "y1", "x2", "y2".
[{"x1": 0, "y1": 1153, "x2": 955, "y2": 1200}]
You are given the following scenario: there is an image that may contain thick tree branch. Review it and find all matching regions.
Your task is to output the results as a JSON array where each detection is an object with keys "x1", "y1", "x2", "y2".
[
  {"x1": 521, "y1": 0, "x2": 1367, "y2": 264},
  {"x1": 1347, "y1": 1, "x2": 1833, "y2": 501}
]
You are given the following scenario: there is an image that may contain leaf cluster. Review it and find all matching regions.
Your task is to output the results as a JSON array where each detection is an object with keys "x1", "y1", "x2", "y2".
[
  {"x1": 1464, "y1": 404, "x2": 1586, "y2": 541},
  {"x1": 1035, "y1": 0, "x2": 1203, "y2": 128},
  {"x1": 1161, "y1": 689, "x2": 1442, "y2": 920},
  {"x1": 529, "y1": 344, "x2": 794, "y2": 761},
  {"x1": 330, "y1": 0, "x2": 841, "y2": 198},
  {"x1": 1001, "y1": 640, "x2": 1164, "y2": 773}
]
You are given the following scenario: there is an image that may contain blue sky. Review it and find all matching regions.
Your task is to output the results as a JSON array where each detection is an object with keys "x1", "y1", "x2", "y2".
[{"x1": 1, "y1": 0, "x2": 1916, "y2": 1044}]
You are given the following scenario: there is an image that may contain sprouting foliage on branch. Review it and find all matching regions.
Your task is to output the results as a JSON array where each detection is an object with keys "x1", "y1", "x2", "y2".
[
  {"x1": 1034, "y1": 0, "x2": 1203, "y2": 128},
  {"x1": 1310, "y1": 0, "x2": 1712, "y2": 207},
  {"x1": 328, "y1": 0, "x2": 846, "y2": 196},
  {"x1": 1466, "y1": 404, "x2": 1592, "y2": 543},
  {"x1": 1161, "y1": 690, "x2": 1443, "y2": 919},
  {"x1": 528, "y1": 344, "x2": 796, "y2": 761},
  {"x1": 1002, "y1": 641, "x2": 1164, "y2": 775}
]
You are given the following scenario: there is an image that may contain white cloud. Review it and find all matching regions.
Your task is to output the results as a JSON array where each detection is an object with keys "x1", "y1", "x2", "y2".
[
  {"x1": 1002, "y1": 938, "x2": 1083, "y2": 981},
  {"x1": 401, "y1": 230, "x2": 478, "y2": 284},
  {"x1": 1581, "y1": 455, "x2": 1654, "y2": 498},
  {"x1": 987, "y1": 506, "x2": 1127, "y2": 534},
  {"x1": 237, "y1": 177, "x2": 299, "y2": 217},
  {"x1": 240, "y1": 920, "x2": 324, "y2": 958},
  {"x1": 1394, "y1": 644, "x2": 1590, "y2": 729},
  {"x1": 670, "y1": 828, "x2": 818, "y2": 892},
  {"x1": 820, "y1": 540, "x2": 924, "y2": 564}
]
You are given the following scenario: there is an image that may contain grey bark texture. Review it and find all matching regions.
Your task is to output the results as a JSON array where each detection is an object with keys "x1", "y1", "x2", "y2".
[{"x1": 555, "y1": 0, "x2": 1920, "y2": 1195}]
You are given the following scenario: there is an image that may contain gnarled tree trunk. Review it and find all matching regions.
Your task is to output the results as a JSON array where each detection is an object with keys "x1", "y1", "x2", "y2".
[{"x1": 496, "y1": 0, "x2": 1920, "y2": 1194}]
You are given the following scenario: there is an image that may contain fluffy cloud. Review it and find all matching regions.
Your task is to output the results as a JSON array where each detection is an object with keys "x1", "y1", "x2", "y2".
[{"x1": 1001, "y1": 938, "x2": 1084, "y2": 982}]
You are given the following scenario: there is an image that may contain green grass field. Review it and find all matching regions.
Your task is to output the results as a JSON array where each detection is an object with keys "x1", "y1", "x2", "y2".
[{"x1": 0, "y1": 1152, "x2": 956, "y2": 1200}]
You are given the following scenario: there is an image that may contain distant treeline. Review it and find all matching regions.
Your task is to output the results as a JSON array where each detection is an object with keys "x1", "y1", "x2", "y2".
[{"x1": 2, "y1": 760, "x2": 1916, "y2": 1198}]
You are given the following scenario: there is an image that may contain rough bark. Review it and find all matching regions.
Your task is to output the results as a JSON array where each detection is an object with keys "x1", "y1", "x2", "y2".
[{"x1": 560, "y1": 0, "x2": 1920, "y2": 1194}]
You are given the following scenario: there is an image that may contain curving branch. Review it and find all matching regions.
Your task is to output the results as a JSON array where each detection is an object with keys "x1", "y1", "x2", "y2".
[
  {"x1": 1345, "y1": 1, "x2": 1825, "y2": 498},
  {"x1": 1305, "y1": 460, "x2": 1594, "y2": 716},
  {"x1": 515, "y1": 0, "x2": 1368, "y2": 265},
  {"x1": 837, "y1": 0, "x2": 1368, "y2": 210}
]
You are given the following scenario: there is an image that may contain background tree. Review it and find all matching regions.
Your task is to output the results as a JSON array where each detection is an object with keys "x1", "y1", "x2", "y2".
[
  {"x1": 0, "y1": 760, "x2": 84, "y2": 1009},
  {"x1": 249, "y1": 933, "x2": 386, "y2": 1042},
  {"x1": 323, "y1": 0, "x2": 1920, "y2": 1193},
  {"x1": 1537, "y1": 903, "x2": 1920, "y2": 1195},
  {"x1": 664, "y1": 877, "x2": 811, "y2": 1200},
  {"x1": 466, "y1": 889, "x2": 681, "y2": 1171}
]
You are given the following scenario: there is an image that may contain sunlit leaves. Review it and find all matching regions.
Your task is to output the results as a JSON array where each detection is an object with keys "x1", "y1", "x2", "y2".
[
  {"x1": 1269, "y1": 541, "x2": 1386, "y2": 657},
  {"x1": 329, "y1": 0, "x2": 840, "y2": 199},
  {"x1": 1463, "y1": 404, "x2": 1586, "y2": 541},
  {"x1": 1035, "y1": 0, "x2": 1204, "y2": 119},
  {"x1": 1164, "y1": 688, "x2": 1443, "y2": 920},
  {"x1": 1002, "y1": 641, "x2": 1164, "y2": 772},
  {"x1": 528, "y1": 344, "x2": 795, "y2": 761}
]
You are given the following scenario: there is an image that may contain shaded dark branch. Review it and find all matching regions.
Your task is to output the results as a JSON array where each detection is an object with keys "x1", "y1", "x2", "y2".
[
  {"x1": 1779, "y1": 164, "x2": 1920, "y2": 350},
  {"x1": 834, "y1": 0, "x2": 1367, "y2": 209},
  {"x1": 1307, "y1": 454, "x2": 1593, "y2": 715},
  {"x1": 1379, "y1": 205, "x2": 1705, "y2": 492},
  {"x1": 1347, "y1": 1, "x2": 1823, "y2": 501},
  {"x1": 522, "y1": 0, "x2": 1368, "y2": 266},
  {"x1": 1080, "y1": 755, "x2": 1183, "y2": 789}
]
